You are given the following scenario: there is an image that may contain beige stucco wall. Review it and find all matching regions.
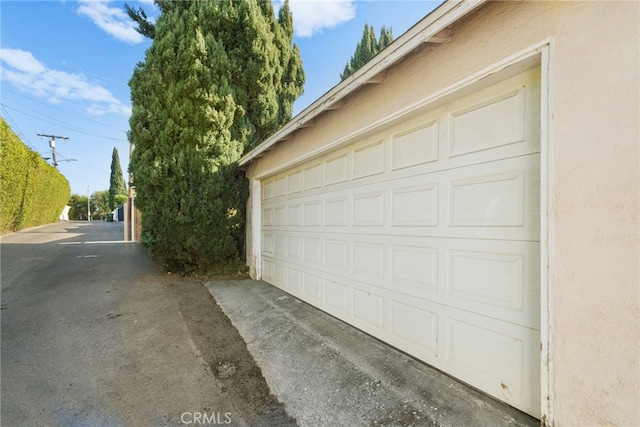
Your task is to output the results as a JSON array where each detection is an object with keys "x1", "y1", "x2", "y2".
[{"x1": 245, "y1": 2, "x2": 640, "y2": 425}]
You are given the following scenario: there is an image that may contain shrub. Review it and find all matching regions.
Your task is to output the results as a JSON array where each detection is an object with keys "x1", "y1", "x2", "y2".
[{"x1": 0, "y1": 119, "x2": 70, "y2": 232}]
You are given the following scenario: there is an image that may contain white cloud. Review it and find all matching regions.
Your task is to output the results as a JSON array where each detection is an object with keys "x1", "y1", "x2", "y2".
[
  {"x1": 0, "y1": 48, "x2": 130, "y2": 116},
  {"x1": 85, "y1": 102, "x2": 130, "y2": 116},
  {"x1": 76, "y1": 0, "x2": 144, "y2": 44},
  {"x1": 277, "y1": 0, "x2": 356, "y2": 37},
  {"x1": 0, "y1": 48, "x2": 47, "y2": 74}
]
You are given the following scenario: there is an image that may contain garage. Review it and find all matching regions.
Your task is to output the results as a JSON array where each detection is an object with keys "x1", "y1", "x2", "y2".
[
  {"x1": 238, "y1": 0, "x2": 640, "y2": 424},
  {"x1": 258, "y1": 66, "x2": 541, "y2": 416}
]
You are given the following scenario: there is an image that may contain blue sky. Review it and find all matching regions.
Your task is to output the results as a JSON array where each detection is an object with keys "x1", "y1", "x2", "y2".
[{"x1": 1, "y1": 0, "x2": 441, "y2": 196}]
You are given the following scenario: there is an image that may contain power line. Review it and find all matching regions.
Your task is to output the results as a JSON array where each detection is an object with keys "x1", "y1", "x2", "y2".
[
  {"x1": 61, "y1": 156, "x2": 109, "y2": 180},
  {"x1": 2, "y1": 89, "x2": 126, "y2": 132},
  {"x1": 0, "y1": 103, "x2": 128, "y2": 143},
  {"x1": 57, "y1": 152, "x2": 110, "y2": 180}
]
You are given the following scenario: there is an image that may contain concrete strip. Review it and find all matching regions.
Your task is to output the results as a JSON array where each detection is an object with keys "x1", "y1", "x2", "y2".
[{"x1": 206, "y1": 280, "x2": 537, "y2": 427}]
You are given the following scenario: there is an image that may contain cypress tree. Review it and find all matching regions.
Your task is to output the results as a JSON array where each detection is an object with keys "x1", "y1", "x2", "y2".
[
  {"x1": 341, "y1": 23, "x2": 394, "y2": 81},
  {"x1": 378, "y1": 26, "x2": 393, "y2": 51},
  {"x1": 128, "y1": 0, "x2": 304, "y2": 273},
  {"x1": 108, "y1": 147, "x2": 127, "y2": 210}
]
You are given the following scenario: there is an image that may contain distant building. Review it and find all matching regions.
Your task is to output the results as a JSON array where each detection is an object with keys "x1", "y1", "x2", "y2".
[{"x1": 59, "y1": 205, "x2": 70, "y2": 221}]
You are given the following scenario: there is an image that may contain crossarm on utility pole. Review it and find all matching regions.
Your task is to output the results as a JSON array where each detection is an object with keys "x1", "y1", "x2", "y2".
[{"x1": 37, "y1": 134, "x2": 69, "y2": 167}]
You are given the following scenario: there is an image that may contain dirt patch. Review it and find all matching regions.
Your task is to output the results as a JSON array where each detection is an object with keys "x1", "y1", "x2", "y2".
[{"x1": 165, "y1": 278, "x2": 297, "y2": 427}]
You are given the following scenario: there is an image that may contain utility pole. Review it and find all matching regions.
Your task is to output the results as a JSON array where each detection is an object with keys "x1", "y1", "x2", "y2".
[
  {"x1": 37, "y1": 134, "x2": 69, "y2": 167},
  {"x1": 87, "y1": 186, "x2": 91, "y2": 222}
]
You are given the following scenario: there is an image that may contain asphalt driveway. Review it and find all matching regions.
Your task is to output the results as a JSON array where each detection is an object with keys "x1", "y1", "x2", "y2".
[{"x1": 1, "y1": 221, "x2": 292, "y2": 426}]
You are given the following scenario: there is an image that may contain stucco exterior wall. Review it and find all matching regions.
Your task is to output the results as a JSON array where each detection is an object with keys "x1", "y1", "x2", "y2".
[{"x1": 244, "y1": 2, "x2": 639, "y2": 425}]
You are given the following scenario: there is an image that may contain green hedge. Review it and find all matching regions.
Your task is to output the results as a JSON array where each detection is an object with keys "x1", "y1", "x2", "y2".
[{"x1": 0, "y1": 118, "x2": 71, "y2": 233}]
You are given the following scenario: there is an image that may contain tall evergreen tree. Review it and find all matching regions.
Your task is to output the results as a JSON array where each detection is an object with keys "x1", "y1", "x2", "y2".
[
  {"x1": 128, "y1": 0, "x2": 304, "y2": 273},
  {"x1": 108, "y1": 147, "x2": 127, "y2": 210},
  {"x1": 378, "y1": 26, "x2": 393, "y2": 51},
  {"x1": 124, "y1": 3, "x2": 156, "y2": 39},
  {"x1": 341, "y1": 24, "x2": 394, "y2": 81}
]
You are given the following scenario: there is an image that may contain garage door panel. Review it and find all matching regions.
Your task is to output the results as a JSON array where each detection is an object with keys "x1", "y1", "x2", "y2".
[
  {"x1": 302, "y1": 200, "x2": 322, "y2": 226},
  {"x1": 287, "y1": 267, "x2": 303, "y2": 294},
  {"x1": 394, "y1": 236, "x2": 537, "y2": 327},
  {"x1": 303, "y1": 272, "x2": 323, "y2": 305},
  {"x1": 449, "y1": 317, "x2": 520, "y2": 375},
  {"x1": 325, "y1": 197, "x2": 349, "y2": 226},
  {"x1": 352, "y1": 288, "x2": 385, "y2": 332},
  {"x1": 265, "y1": 149, "x2": 540, "y2": 210},
  {"x1": 287, "y1": 203, "x2": 302, "y2": 226},
  {"x1": 446, "y1": 317, "x2": 525, "y2": 393},
  {"x1": 449, "y1": 87, "x2": 526, "y2": 158},
  {"x1": 388, "y1": 141, "x2": 540, "y2": 186},
  {"x1": 446, "y1": 67, "x2": 539, "y2": 153},
  {"x1": 287, "y1": 170, "x2": 302, "y2": 194},
  {"x1": 390, "y1": 244, "x2": 438, "y2": 292},
  {"x1": 282, "y1": 164, "x2": 539, "y2": 226},
  {"x1": 303, "y1": 237, "x2": 323, "y2": 264},
  {"x1": 262, "y1": 233, "x2": 274, "y2": 255},
  {"x1": 262, "y1": 207, "x2": 273, "y2": 226},
  {"x1": 324, "y1": 239, "x2": 349, "y2": 271},
  {"x1": 260, "y1": 67, "x2": 541, "y2": 417},
  {"x1": 443, "y1": 309, "x2": 540, "y2": 415},
  {"x1": 274, "y1": 176, "x2": 287, "y2": 197},
  {"x1": 354, "y1": 140, "x2": 385, "y2": 179},
  {"x1": 325, "y1": 279, "x2": 349, "y2": 317},
  {"x1": 443, "y1": 155, "x2": 540, "y2": 239},
  {"x1": 449, "y1": 171, "x2": 525, "y2": 227},
  {"x1": 287, "y1": 236, "x2": 302, "y2": 260},
  {"x1": 262, "y1": 258, "x2": 274, "y2": 282},
  {"x1": 389, "y1": 299, "x2": 439, "y2": 357},
  {"x1": 446, "y1": 157, "x2": 539, "y2": 232},
  {"x1": 265, "y1": 217, "x2": 536, "y2": 246},
  {"x1": 273, "y1": 234, "x2": 286, "y2": 257},
  {"x1": 437, "y1": 237, "x2": 539, "y2": 328},
  {"x1": 325, "y1": 153, "x2": 349, "y2": 185},
  {"x1": 274, "y1": 262, "x2": 286, "y2": 287},
  {"x1": 352, "y1": 241, "x2": 385, "y2": 279},
  {"x1": 263, "y1": 231, "x2": 539, "y2": 328},
  {"x1": 448, "y1": 249, "x2": 525, "y2": 311},
  {"x1": 264, "y1": 160, "x2": 539, "y2": 241},
  {"x1": 303, "y1": 163, "x2": 323, "y2": 190},
  {"x1": 273, "y1": 206, "x2": 286, "y2": 226},
  {"x1": 391, "y1": 184, "x2": 439, "y2": 226},
  {"x1": 263, "y1": 180, "x2": 274, "y2": 200},
  {"x1": 391, "y1": 121, "x2": 439, "y2": 171},
  {"x1": 353, "y1": 192, "x2": 385, "y2": 226}
]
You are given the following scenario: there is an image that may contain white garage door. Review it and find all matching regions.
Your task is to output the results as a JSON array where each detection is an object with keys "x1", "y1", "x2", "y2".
[{"x1": 260, "y1": 67, "x2": 541, "y2": 417}]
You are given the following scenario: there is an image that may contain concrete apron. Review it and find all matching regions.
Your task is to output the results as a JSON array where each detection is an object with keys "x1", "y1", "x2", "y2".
[{"x1": 206, "y1": 280, "x2": 538, "y2": 427}]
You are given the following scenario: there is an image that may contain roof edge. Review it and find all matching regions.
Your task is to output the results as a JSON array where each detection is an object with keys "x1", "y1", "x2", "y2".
[{"x1": 239, "y1": 0, "x2": 486, "y2": 167}]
